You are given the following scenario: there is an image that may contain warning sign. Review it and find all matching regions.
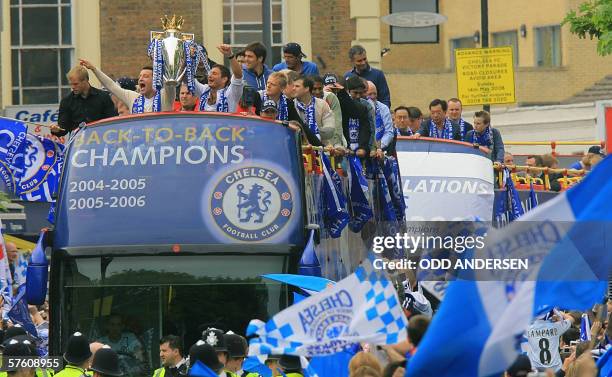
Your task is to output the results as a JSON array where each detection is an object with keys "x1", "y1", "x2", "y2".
[{"x1": 455, "y1": 47, "x2": 516, "y2": 106}]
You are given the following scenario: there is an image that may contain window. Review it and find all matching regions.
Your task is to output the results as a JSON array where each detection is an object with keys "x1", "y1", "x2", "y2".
[
  {"x1": 389, "y1": 0, "x2": 439, "y2": 44},
  {"x1": 450, "y1": 37, "x2": 476, "y2": 68},
  {"x1": 492, "y1": 30, "x2": 519, "y2": 66},
  {"x1": 535, "y1": 25, "x2": 561, "y2": 67},
  {"x1": 10, "y1": 0, "x2": 73, "y2": 105},
  {"x1": 223, "y1": 0, "x2": 283, "y2": 66}
]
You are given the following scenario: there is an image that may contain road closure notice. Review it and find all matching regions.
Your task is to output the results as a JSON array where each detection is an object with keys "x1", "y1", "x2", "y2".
[{"x1": 455, "y1": 46, "x2": 516, "y2": 106}]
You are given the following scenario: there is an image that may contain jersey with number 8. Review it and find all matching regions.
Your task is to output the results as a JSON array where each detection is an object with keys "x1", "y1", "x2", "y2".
[{"x1": 526, "y1": 319, "x2": 571, "y2": 371}]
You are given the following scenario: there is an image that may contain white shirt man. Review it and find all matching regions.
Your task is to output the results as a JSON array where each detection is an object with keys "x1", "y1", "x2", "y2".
[
  {"x1": 193, "y1": 44, "x2": 244, "y2": 113},
  {"x1": 526, "y1": 312, "x2": 573, "y2": 371},
  {"x1": 79, "y1": 59, "x2": 175, "y2": 113}
]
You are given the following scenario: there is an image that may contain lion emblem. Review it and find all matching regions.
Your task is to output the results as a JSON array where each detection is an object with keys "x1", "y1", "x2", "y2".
[{"x1": 236, "y1": 183, "x2": 272, "y2": 223}]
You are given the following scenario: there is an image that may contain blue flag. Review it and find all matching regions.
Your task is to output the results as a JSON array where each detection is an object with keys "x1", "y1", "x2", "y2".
[
  {"x1": 298, "y1": 229, "x2": 322, "y2": 277},
  {"x1": 597, "y1": 347, "x2": 612, "y2": 377},
  {"x1": 528, "y1": 181, "x2": 539, "y2": 211},
  {"x1": 0, "y1": 118, "x2": 28, "y2": 194},
  {"x1": 505, "y1": 169, "x2": 524, "y2": 221},
  {"x1": 247, "y1": 254, "x2": 407, "y2": 358},
  {"x1": 319, "y1": 153, "x2": 349, "y2": 238},
  {"x1": 189, "y1": 360, "x2": 218, "y2": 377},
  {"x1": 580, "y1": 313, "x2": 591, "y2": 341},
  {"x1": 407, "y1": 156, "x2": 612, "y2": 377},
  {"x1": 16, "y1": 134, "x2": 64, "y2": 202},
  {"x1": 8, "y1": 284, "x2": 38, "y2": 337},
  {"x1": 347, "y1": 156, "x2": 373, "y2": 233},
  {"x1": 382, "y1": 156, "x2": 406, "y2": 222},
  {"x1": 373, "y1": 160, "x2": 397, "y2": 222}
]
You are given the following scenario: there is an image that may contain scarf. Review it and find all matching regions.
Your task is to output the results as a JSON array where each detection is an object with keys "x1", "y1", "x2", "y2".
[
  {"x1": 199, "y1": 86, "x2": 228, "y2": 112},
  {"x1": 472, "y1": 126, "x2": 493, "y2": 147},
  {"x1": 132, "y1": 91, "x2": 161, "y2": 113},
  {"x1": 429, "y1": 118, "x2": 453, "y2": 139},
  {"x1": 296, "y1": 98, "x2": 320, "y2": 140},
  {"x1": 263, "y1": 93, "x2": 288, "y2": 121},
  {"x1": 348, "y1": 118, "x2": 360, "y2": 151},
  {"x1": 373, "y1": 100, "x2": 384, "y2": 141},
  {"x1": 457, "y1": 118, "x2": 467, "y2": 140}
]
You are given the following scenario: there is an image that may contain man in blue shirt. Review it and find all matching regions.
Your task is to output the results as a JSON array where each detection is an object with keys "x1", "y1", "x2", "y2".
[
  {"x1": 365, "y1": 80, "x2": 394, "y2": 158},
  {"x1": 273, "y1": 42, "x2": 319, "y2": 75},
  {"x1": 344, "y1": 45, "x2": 391, "y2": 109},
  {"x1": 242, "y1": 42, "x2": 272, "y2": 91}
]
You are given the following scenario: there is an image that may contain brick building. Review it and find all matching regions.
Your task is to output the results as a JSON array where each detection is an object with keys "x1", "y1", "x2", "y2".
[{"x1": 1, "y1": 0, "x2": 611, "y2": 115}]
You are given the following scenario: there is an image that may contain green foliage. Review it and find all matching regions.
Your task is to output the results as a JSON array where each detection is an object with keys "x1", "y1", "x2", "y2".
[{"x1": 563, "y1": 0, "x2": 612, "y2": 56}]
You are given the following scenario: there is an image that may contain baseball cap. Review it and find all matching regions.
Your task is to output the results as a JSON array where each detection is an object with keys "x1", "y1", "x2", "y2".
[
  {"x1": 262, "y1": 100, "x2": 278, "y2": 112},
  {"x1": 588, "y1": 145, "x2": 604, "y2": 156},
  {"x1": 323, "y1": 73, "x2": 338, "y2": 86},
  {"x1": 283, "y1": 43, "x2": 306, "y2": 58}
]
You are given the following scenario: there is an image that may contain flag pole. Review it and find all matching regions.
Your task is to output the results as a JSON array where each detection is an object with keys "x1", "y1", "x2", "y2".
[{"x1": 0, "y1": 116, "x2": 60, "y2": 130}]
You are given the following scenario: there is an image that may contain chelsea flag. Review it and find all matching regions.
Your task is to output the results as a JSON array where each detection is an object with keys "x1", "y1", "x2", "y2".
[
  {"x1": 247, "y1": 255, "x2": 407, "y2": 358},
  {"x1": 408, "y1": 155, "x2": 612, "y2": 377}
]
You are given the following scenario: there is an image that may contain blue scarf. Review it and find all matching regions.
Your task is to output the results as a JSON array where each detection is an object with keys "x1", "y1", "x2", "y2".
[
  {"x1": 396, "y1": 127, "x2": 413, "y2": 136},
  {"x1": 132, "y1": 92, "x2": 161, "y2": 113},
  {"x1": 183, "y1": 41, "x2": 211, "y2": 95},
  {"x1": 348, "y1": 118, "x2": 360, "y2": 151},
  {"x1": 263, "y1": 93, "x2": 288, "y2": 121},
  {"x1": 457, "y1": 118, "x2": 467, "y2": 140},
  {"x1": 373, "y1": 100, "x2": 384, "y2": 141},
  {"x1": 472, "y1": 126, "x2": 493, "y2": 147},
  {"x1": 430, "y1": 118, "x2": 453, "y2": 139},
  {"x1": 147, "y1": 39, "x2": 164, "y2": 91},
  {"x1": 296, "y1": 98, "x2": 320, "y2": 140},
  {"x1": 199, "y1": 86, "x2": 229, "y2": 112}
]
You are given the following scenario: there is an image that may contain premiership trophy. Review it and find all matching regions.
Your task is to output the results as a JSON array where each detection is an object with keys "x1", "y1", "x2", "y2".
[{"x1": 150, "y1": 15, "x2": 195, "y2": 86}]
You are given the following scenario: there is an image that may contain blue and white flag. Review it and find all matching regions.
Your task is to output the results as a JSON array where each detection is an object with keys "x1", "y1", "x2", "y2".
[
  {"x1": 505, "y1": 169, "x2": 524, "y2": 221},
  {"x1": 0, "y1": 117, "x2": 28, "y2": 193},
  {"x1": 16, "y1": 134, "x2": 64, "y2": 202},
  {"x1": 247, "y1": 254, "x2": 407, "y2": 359},
  {"x1": 299, "y1": 230, "x2": 322, "y2": 277},
  {"x1": 580, "y1": 313, "x2": 592, "y2": 342},
  {"x1": 319, "y1": 153, "x2": 349, "y2": 238},
  {"x1": 407, "y1": 156, "x2": 612, "y2": 377},
  {"x1": 373, "y1": 160, "x2": 397, "y2": 222},
  {"x1": 8, "y1": 284, "x2": 38, "y2": 337},
  {"x1": 597, "y1": 347, "x2": 612, "y2": 377},
  {"x1": 383, "y1": 156, "x2": 406, "y2": 223},
  {"x1": 347, "y1": 156, "x2": 372, "y2": 233}
]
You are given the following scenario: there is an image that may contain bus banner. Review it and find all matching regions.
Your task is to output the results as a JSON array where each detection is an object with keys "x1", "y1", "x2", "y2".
[{"x1": 53, "y1": 114, "x2": 304, "y2": 248}]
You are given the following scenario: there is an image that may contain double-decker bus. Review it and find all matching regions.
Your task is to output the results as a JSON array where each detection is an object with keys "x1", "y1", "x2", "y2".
[{"x1": 48, "y1": 113, "x2": 307, "y2": 375}]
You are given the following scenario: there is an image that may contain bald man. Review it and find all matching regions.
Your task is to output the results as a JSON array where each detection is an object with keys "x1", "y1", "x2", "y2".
[
  {"x1": 5, "y1": 242, "x2": 21, "y2": 290},
  {"x1": 365, "y1": 81, "x2": 394, "y2": 157}
]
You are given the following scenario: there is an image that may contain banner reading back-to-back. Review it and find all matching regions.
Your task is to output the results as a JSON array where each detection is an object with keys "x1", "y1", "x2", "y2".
[
  {"x1": 395, "y1": 138, "x2": 495, "y2": 223},
  {"x1": 53, "y1": 114, "x2": 304, "y2": 248}
]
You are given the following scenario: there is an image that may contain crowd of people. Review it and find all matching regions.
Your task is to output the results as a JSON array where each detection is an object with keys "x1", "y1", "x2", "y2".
[{"x1": 50, "y1": 41, "x2": 506, "y2": 164}]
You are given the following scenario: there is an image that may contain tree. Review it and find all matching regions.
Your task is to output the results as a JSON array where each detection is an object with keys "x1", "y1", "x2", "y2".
[
  {"x1": 0, "y1": 191, "x2": 10, "y2": 212},
  {"x1": 563, "y1": 0, "x2": 612, "y2": 56}
]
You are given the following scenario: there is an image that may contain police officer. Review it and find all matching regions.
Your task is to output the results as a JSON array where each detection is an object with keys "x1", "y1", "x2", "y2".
[
  {"x1": 222, "y1": 333, "x2": 247, "y2": 377},
  {"x1": 152, "y1": 335, "x2": 186, "y2": 377},
  {"x1": 89, "y1": 346, "x2": 123, "y2": 377},
  {"x1": 2, "y1": 338, "x2": 38, "y2": 377},
  {"x1": 54, "y1": 332, "x2": 92, "y2": 377},
  {"x1": 201, "y1": 328, "x2": 227, "y2": 367},
  {"x1": 0, "y1": 332, "x2": 54, "y2": 377},
  {"x1": 188, "y1": 342, "x2": 224, "y2": 376},
  {"x1": 278, "y1": 356, "x2": 302, "y2": 377}
]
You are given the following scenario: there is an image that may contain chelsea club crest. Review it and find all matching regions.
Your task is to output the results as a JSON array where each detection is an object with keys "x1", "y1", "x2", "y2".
[
  {"x1": 209, "y1": 166, "x2": 293, "y2": 242},
  {"x1": 16, "y1": 134, "x2": 57, "y2": 193}
]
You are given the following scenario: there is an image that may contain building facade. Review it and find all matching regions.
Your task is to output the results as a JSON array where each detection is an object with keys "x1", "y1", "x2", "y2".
[{"x1": 1, "y1": 0, "x2": 610, "y2": 117}]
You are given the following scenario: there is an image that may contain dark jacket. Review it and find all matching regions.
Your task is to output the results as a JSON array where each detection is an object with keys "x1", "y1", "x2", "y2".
[
  {"x1": 465, "y1": 127, "x2": 505, "y2": 162},
  {"x1": 417, "y1": 118, "x2": 462, "y2": 141},
  {"x1": 336, "y1": 90, "x2": 372, "y2": 154},
  {"x1": 450, "y1": 118, "x2": 474, "y2": 141},
  {"x1": 287, "y1": 99, "x2": 323, "y2": 147},
  {"x1": 344, "y1": 65, "x2": 391, "y2": 108},
  {"x1": 55, "y1": 86, "x2": 117, "y2": 136}
]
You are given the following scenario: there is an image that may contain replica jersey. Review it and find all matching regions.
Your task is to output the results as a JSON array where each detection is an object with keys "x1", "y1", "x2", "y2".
[{"x1": 526, "y1": 319, "x2": 571, "y2": 371}]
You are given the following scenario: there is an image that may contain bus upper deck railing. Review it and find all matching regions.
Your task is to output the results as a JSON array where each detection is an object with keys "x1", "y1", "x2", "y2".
[{"x1": 504, "y1": 140, "x2": 606, "y2": 156}]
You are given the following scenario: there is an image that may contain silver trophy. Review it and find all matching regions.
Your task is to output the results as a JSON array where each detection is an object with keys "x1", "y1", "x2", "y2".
[{"x1": 150, "y1": 15, "x2": 195, "y2": 86}]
